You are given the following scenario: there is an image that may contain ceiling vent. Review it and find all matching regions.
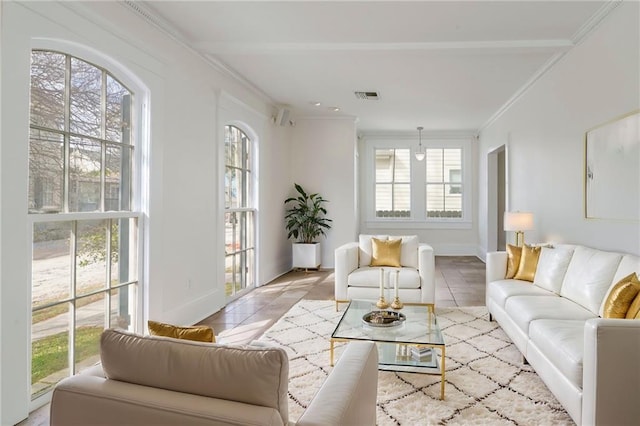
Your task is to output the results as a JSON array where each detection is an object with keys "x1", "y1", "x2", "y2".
[{"x1": 354, "y1": 91, "x2": 380, "y2": 100}]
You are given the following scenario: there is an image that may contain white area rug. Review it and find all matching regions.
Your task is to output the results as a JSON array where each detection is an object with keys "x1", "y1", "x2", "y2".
[{"x1": 258, "y1": 300, "x2": 574, "y2": 426}]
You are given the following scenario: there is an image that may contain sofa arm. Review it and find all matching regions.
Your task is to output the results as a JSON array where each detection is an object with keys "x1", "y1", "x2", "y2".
[
  {"x1": 486, "y1": 251, "x2": 507, "y2": 284},
  {"x1": 296, "y1": 341, "x2": 378, "y2": 426},
  {"x1": 582, "y1": 318, "x2": 640, "y2": 426},
  {"x1": 418, "y1": 244, "x2": 435, "y2": 304},
  {"x1": 51, "y1": 374, "x2": 285, "y2": 426},
  {"x1": 334, "y1": 242, "x2": 359, "y2": 301}
]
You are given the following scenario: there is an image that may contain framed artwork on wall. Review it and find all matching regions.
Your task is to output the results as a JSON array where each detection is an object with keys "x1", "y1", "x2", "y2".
[{"x1": 585, "y1": 110, "x2": 640, "y2": 221}]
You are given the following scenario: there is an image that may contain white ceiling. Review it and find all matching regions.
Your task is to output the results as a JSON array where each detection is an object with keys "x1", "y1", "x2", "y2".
[{"x1": 139, "y1": 1, "x2": 611, "y2": 132}]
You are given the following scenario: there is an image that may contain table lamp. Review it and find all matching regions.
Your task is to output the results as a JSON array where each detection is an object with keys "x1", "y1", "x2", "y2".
[{"x1": 504, "y1": 211, "x2": 534, "y2": 247}]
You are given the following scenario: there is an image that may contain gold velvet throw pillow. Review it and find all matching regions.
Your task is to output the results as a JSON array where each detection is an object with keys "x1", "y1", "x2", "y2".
[
  {"x1": 370, "y1": 237, "x2": 402, "y2": 267},
  {"x1": 626, "y1": 291, "x2": 640, "y2": 319},
  {"x1": 513, "y1": 244, "x2": 542, "y2": 282},
  {"x1": 505, "y1": 244, "x2": 522, "y2": 279},
  {"x1": 603, "y1": 273, "x2": 640, "y2": 319},
  {"x1": 148, "y1": 320, "x2": 215, "y2": 343}
]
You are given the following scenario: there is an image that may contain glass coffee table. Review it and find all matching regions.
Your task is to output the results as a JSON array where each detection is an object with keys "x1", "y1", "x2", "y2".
[{"x1": 330, "y1": 299, "x2": 446, "y2": 399}]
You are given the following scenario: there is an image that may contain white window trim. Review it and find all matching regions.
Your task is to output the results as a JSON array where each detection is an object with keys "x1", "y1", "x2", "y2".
[{"x1": 362, "y1": 133, "x2": 473, "y2": 230}]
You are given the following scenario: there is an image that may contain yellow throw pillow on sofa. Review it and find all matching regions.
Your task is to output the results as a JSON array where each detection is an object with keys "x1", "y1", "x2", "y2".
[
  {"x1": 603, "y1": 273, "x2": 640, "y2": 319},
  {"x1": 513, "y1": 244, "x2": 542, "y2": 282},
  {"x1": 505, "y1": 244, "x2": 522, "y2": 279},
  {"x1": 370, "y1": 237, "x2": 402, "y2": 267},
  {"x1": 626, "y1": 291, "x2": 640, "y2": 319},
  {"x1": 148, "y1": 320, "x2": 215, "y2": 343}
]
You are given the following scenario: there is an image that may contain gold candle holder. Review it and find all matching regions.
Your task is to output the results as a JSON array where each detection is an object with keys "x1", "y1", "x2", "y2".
[
  {"x1": 390, "y1": 296, "x2": 403, "y2": 310},
  {"x1": 376, "y1": 297, "x2": 389, "y2": 309}
]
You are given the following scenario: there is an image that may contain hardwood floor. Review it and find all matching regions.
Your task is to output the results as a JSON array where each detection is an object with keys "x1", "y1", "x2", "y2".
[{"x1": 19, "y1": 256, "x2": 485, "y2": 426}]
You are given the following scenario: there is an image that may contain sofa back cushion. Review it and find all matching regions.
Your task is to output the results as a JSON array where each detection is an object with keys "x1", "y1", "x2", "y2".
[
  {"x1": 533, "y1": 246, "x2": 574, "y2": 294},
  {"x1": 100, "y1": 329, "x2": 289, "y2": 423},
  {"x1": 599, "y1": 253, "x2": 640, "y2": 316},
  {"x1": 560, "y1": 246, "x2": 623, "y2": 314},
  {"x1": 390, "y1": 235, "x2": 419, "y2": 268},
  {"x1": 359, "y1": 234, "x2": 388, "y2": 267},
  {"x1": 359, "y1": 234, "x2": 419, "y2": 268}
]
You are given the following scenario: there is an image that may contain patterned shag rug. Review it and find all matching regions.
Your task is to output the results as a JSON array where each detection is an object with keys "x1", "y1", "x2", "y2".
[{"x1": 257, "y1": 299, "x2": 574, "y2": 426}]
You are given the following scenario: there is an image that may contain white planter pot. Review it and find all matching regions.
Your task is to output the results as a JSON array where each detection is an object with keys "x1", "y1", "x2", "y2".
[{"x1": 292, "y1": 243, "x2": 321, "y2": 269}]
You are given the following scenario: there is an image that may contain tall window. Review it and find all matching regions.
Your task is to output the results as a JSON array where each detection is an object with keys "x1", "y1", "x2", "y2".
[
  {"x1": 224, "y1": 125, "x2": 255, "y2": 299},
  {"x1": 426, "y1": 148, "x2": 463, "y2": 218},
  {"x1": 375, "y1": 148, "x2": 410, "y2": 217},
  {"x1": 29, "y1": 50, "x2": 140, "y2": 399}
]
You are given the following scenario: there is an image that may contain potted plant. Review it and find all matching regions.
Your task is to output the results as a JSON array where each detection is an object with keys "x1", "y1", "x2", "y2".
[{"x1": 284, "y1": 183, "x2": 332, "y2": 269}]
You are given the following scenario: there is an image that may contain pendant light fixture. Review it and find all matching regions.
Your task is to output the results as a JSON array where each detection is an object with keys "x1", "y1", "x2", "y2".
[{"x1": 415, "y1": 126, "x2": 425, "y2": 161}]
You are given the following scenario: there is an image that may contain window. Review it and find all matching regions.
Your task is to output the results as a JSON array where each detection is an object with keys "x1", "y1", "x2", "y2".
[
  {"x1": 426, "y1": 148, "x2": 463, "y2": 218},
  {"x1": 375, "y1": 148, "x2": 410, "y2": 217},
  {"x1": 224, "y1": 125, "x2": 255, "y2": 299},
  {"x1": 29, "y1": 50, "x2": 140, "y2": 399},
  {"x1": 365, "y1": 135, "x2": 471, "y2": 228}
]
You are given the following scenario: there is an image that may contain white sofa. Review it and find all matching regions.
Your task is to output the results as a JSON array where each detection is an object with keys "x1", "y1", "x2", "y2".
[
  {"x1": 335, "y1": 234, "x2": 435, "y2": 306},
  {"x1": 486, "y1": 244, "x2": 640, "y2": 426},
  {"x1": 50, "y1": 329, "x2": 379, "y2": 426}
]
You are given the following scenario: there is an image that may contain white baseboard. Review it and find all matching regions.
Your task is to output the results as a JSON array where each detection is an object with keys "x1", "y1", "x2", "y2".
[{"x1": 160, "y1": 289, "x2": 224, "y2": 326}]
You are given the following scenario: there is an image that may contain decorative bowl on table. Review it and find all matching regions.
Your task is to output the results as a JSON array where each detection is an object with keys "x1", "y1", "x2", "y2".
[{"x1": 362, "y1": 310, "x2": 406, "y2": 328}]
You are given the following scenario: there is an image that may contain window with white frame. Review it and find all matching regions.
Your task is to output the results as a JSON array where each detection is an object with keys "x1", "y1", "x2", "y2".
[
  {"x1": 224, "y1": 125, "x2": 255, "y2": 299},
  {"x1": 365, "y1": 136, "x2": 471, "y2": 227},
  {"x1": 375, "y1": 148, "x2": 411, "y2": 217},
  {"x1": 425, "y1": 148, "x2": 463, "y2": 218},
  {"x1": 29, "y1": 50, "x2": 140, "y2": 399}
]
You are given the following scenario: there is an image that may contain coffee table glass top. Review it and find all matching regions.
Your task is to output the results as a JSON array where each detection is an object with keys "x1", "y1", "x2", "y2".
[{"x1": 331, "y1": 299, "x2": 444, "y2": 346}]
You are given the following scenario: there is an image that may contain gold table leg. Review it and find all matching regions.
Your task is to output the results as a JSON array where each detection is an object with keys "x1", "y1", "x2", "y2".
[
  {"x1": 330, "y1": 340, "x2": 335, "y2": 366},
  {"x1": 440, "y1": 346, "x2": 446, "y2": 400}
]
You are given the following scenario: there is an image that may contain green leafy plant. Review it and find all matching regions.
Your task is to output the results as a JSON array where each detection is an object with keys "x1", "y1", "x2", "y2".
[{"x1": 284, "y1": 183, "x2": 332, "y2": 243}]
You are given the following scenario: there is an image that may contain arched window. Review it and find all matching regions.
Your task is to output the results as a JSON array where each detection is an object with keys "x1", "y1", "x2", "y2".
[
  {"x1": 29, "y1": 50, "x2": 141, "y2": 399},
  {"x1": 224, "y1": 125, "x2": 255, "y2": 299}
]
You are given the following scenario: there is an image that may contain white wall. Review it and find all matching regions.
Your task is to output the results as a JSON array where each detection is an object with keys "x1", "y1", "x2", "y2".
[
  {"x1": 290, "y1": 118, "x2": 359, "y2": 268},
  {"x1": 478, "y1": 1, "x2": 640, "y2": 258},
  {"x1": 0, "y1": 1, "x2": 292, "y2": 423}
]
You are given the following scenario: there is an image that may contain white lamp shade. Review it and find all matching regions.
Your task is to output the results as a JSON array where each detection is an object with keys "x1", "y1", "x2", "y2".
[{"x1": 504, "y1": 211, "x2": 534, "y2": 231}]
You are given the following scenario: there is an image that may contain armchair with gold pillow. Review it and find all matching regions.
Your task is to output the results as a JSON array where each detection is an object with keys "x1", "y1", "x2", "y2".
[{"x1": 334, "y1": 234, "x2": 435, "y2": 309}]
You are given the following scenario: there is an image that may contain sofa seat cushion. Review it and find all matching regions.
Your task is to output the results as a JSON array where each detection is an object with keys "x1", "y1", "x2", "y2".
[
  {"x1": 347, "y1": 267, "x2": 420, "y2": 289},
  {"x1": 529, "y1": 319, "x2": 585, "y2": 388},
  {"x1": 504, "y1": 296, "x2": 596, "y2": 335},
  {"x1": 487, "y1": 279, "x2": 555, "y2": 309}
]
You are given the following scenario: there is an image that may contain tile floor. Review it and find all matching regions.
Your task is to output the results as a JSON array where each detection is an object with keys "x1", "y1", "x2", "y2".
[
  {"x1": 198, "y1": 256, "x2": 486, "y2": 345},
  {"x1": 19, "y1": 256, "x2": 485, "y2": 426}
]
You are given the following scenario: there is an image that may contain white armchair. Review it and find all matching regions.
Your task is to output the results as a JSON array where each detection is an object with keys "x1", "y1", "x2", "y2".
[{"x1": 334, "y1": 235, "x2": 435, "y2": 309}]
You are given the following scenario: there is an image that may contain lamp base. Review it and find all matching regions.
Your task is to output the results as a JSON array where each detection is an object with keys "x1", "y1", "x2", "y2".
[{"x1": 514, "y1": 231, "x2": 525, "y2": 247}]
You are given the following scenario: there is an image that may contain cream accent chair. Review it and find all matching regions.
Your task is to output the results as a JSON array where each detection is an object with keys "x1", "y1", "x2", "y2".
[
  {"x1": 334, "y1": 235, "x2": 435, "y2": 308},
  {"x1": 50, "y1": 329, "x2": 379, "y2": 426}
]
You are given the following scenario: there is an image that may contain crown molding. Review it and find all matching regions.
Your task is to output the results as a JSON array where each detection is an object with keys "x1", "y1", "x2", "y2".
[
  {"x1": 120, "y1": 0, "x2": 276, "y2": 106},
  {"x1": 295, "y1": 115, "x2": 359, "y2": 122},
  {"x1": 478, "y1": 0, "x2": 623, "y2": 133},
  {"x1": 359, "y1": 129, "x2": 477, "y2": 140},
  {"x1": 196, "y1": 39, "x2": 574, "y2": 55}
]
